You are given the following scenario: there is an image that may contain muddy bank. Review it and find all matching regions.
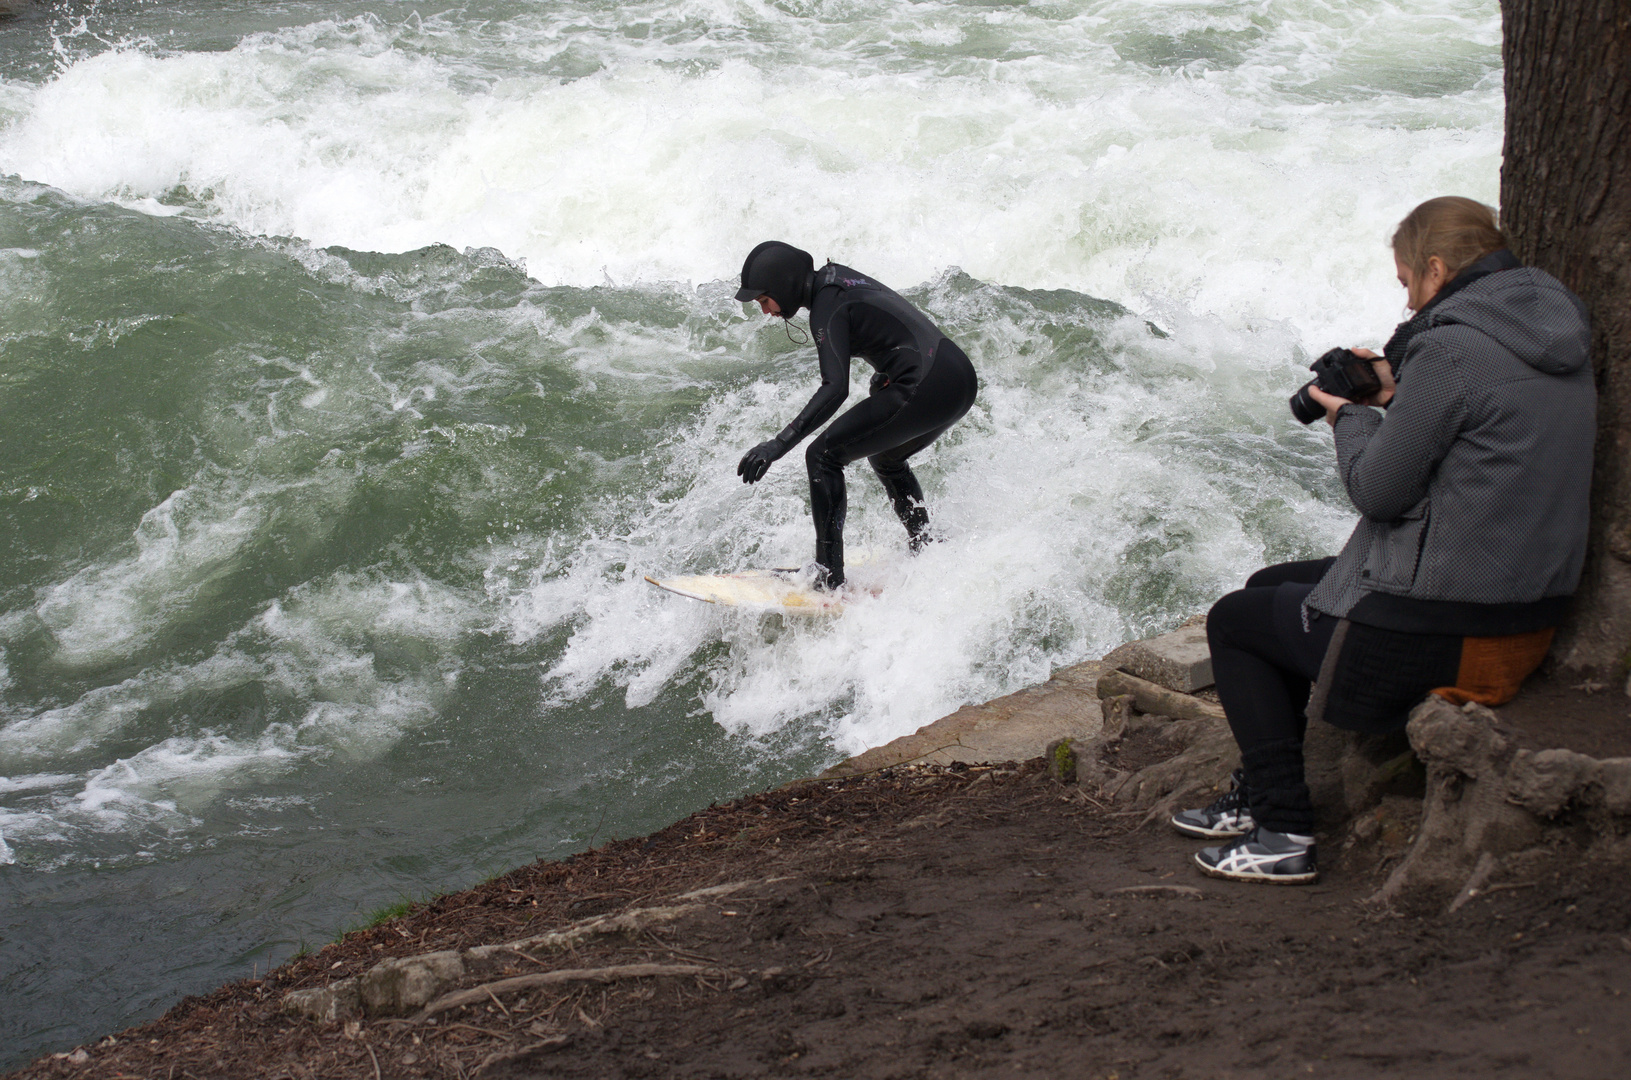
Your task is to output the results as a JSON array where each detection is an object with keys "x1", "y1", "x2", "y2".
[{"x1": 9, "y1": 752, "x2": 1631, "y2": 1079}]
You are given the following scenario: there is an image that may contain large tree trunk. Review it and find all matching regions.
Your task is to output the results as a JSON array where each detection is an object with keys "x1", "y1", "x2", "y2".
[{"x1": 1500, "y1": 1, "x2": 1631, "y2": 676}]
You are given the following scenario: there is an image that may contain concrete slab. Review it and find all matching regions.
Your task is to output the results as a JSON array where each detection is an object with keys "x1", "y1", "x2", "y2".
[
  {"x1": 821, "y1": 660, "x2": 1109, "y2": 777},
  {"x1": 1103, "y1": 623, "x2": 1213, "y2": 693}
]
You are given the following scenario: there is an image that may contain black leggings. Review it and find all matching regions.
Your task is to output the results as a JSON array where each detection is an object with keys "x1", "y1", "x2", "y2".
[
  {"x1": 804, "y1": 341, "x2": 978, "y2": 584},
  {"x1": 1205, "y1": 557, "x2": 1337, "y2": 834}
]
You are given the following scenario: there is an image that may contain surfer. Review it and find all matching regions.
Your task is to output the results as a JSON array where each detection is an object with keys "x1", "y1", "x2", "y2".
[{"x1": 733, "y1": 241, "x2": 979, "y2": 590}]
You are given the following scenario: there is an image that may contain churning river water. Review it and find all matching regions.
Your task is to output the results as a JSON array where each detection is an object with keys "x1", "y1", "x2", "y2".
[{"x1": 0, "y1": 0, "x2": 1500, "y2": 1064}]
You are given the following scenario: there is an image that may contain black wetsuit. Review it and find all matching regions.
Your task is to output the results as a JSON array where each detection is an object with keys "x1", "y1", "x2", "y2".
[{"x1": 771, "y1": 264, "x2": 979, "y2": 585}]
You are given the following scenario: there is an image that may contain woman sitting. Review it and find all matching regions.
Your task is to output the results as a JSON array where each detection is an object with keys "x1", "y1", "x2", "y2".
[{"x1": 1173, "y1": 196, "x2": 1597, "y2": 883}]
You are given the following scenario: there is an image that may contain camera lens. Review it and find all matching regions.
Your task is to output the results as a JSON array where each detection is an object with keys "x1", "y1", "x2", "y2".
[{"x1": 1289, "y1": 382, "x2": 1326, "y2": 425}]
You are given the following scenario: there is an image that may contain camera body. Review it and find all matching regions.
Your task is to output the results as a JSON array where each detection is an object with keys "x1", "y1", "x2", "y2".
[{"x1": 1289, "y1": 347, "x2": 1384, "y2": 424}]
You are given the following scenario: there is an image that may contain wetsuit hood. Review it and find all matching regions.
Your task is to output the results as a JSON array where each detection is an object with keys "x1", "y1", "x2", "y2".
[{"x1": 735, "y1": 241, "x2": 814, "y2": 316}]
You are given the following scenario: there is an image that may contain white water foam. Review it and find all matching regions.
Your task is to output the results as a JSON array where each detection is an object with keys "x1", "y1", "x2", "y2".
[
  {"x1": 0, "y1": 2, "x2": 1499, "y2": 339},
  {"x1": 494, "y1": 281, "x2": 1356, "y2": 755},
  {"x1": 0, "y1": 0, "x2": 1503, "y2": 852},
  {"x1": 0, "y1": 570, "x2": 483, "y2": 858},
  {"x1": 34, "y1": 486, "x2": 267, "y2": 670}
]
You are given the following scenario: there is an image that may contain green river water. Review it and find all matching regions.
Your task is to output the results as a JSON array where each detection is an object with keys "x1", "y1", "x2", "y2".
[{"x1": 0, "y1": 0, "x2": 1500, "y2": 1064}]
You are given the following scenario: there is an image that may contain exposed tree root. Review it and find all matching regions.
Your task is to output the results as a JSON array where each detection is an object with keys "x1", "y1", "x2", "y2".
[{"x1": 410, "y1": 964, "x2": 730, "y2": 1023}]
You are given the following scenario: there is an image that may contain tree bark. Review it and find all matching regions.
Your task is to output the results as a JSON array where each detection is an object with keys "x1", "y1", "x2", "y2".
[{"x1": 1500, "y1": 1, "x2": 1631, "y2": 675}]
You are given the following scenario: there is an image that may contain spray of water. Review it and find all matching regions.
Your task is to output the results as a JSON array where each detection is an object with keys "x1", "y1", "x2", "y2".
[{"x1": 0, "y1": 0, "x2": 1500, "y2": 1064}]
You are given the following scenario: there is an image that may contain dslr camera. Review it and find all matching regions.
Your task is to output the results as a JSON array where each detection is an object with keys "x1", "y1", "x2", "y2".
[{"x1": 1289, "y1": 347, "x2": 1383, "y2": 425}]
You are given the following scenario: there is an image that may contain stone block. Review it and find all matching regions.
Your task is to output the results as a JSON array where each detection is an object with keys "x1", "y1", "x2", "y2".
[
  {"x1": 1103, "y1": 624, "x2": 1213, "y2": 693},
  {"x1": 358, "y1": 950, "x2": 465, "y2": 1016},
  {"x1": 282, "y1": 977, "x2": 360, "y2": 1023}
]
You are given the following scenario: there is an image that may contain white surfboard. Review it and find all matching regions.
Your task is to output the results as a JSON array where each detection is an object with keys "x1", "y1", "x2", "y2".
[{"x1": 644, "y1": 569, "x2": 861, "y2": 615}]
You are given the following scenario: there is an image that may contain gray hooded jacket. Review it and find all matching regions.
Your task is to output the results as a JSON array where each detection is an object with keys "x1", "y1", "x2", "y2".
[{"x1": 1304, "y1": 264, "x2": 1595, "y2": 635}]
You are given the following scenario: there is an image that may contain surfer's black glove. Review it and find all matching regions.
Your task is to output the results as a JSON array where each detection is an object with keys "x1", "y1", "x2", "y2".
[{"x1": 737, "y1": 438, "x2": 787, "y2": 484}]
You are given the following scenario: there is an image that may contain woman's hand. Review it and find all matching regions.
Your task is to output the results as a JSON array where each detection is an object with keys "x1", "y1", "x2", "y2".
[
  {"x1": 1352, "y1": 349, "x2": 1396, "y2": 408},
  {"x1": 1308, "y1": 348, "x2": 1395, "y2": 425}
]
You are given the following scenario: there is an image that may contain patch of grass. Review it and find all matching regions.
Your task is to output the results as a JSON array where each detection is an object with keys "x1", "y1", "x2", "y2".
[
  {"x1": 362, "y1": 899, "x2": 414, "y2": 928},
  {"x1": 330, "y1": 896, "x2": 419, "y2": 942}
]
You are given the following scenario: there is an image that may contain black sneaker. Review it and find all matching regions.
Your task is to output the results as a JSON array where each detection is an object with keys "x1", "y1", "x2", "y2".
[
  {"x1": 1194, "y1": 826, "x2": 1318, "y2": 885},
  {"x1": 1171, "y1": 768, "x2": 1254, "y2": 839},
  {"x1": 773, "y1": 564, "x2": 844, "y2": 591}
]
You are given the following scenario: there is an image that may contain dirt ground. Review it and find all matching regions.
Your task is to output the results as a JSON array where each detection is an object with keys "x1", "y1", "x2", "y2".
[
  {"x1": 1493, "y1": 672, "x2": 1631, "y2": 758},
  {"x1": 10, "y1": 756, "x2": 1631, "y2": 1080}
]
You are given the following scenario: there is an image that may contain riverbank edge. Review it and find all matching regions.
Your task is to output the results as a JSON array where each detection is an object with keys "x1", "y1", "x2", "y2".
[
  {"x1": 6, "y1": 645, "x2": 1124, "y2": 1072},
  {"x1": 16, "y1": 629, "x2": 1631, "y2": 1077}
]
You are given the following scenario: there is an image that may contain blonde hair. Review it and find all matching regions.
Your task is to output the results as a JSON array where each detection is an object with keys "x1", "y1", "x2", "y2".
[{"x1": 1391, "y1": 196, "x2": 1508, "y2": 280}]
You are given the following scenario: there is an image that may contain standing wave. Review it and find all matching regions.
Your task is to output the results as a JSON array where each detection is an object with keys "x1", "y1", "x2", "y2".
[{"x1": 0, "y1": 0, "x2": 1499, "y2": 1068}]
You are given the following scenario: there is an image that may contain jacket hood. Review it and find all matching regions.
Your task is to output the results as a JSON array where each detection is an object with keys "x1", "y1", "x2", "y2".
[
  {"x1": 735, "y1": 241, "x2": 814, "y2": 317},
  {"x1": 1430, "y1": 266, "x2": 1591, "y2": 376}
]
